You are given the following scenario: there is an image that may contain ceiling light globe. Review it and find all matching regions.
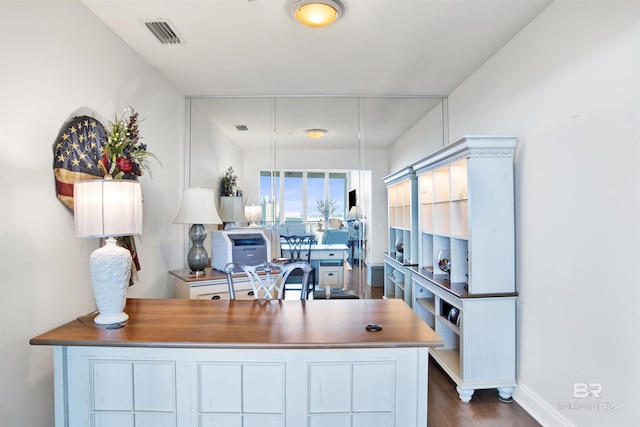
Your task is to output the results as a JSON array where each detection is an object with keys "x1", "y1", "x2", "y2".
[
  {"x1": 292, "y1": 0, "x2": 344, "y2": 28},
  {"x1": 306, "y1": 129, "x2": 328, "y2": 138}
]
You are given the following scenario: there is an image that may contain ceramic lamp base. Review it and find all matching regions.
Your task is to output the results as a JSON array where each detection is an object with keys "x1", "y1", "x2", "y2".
[
  {"x1": 89, "y1": 237, "x2": 132, "y2": 325},
  {"x1": 187, "y1": 223, "x2": 208, "y2": 274}
]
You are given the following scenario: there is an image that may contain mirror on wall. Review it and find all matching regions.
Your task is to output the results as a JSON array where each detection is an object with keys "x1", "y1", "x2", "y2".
[{"x1": 185, "y1": 95, "x2": 446, "y2": 297}]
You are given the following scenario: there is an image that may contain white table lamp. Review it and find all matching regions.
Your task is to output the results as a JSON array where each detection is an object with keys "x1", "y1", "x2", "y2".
[
  {"x1": 173, "y1": 188, "x2": 222, "y2": 276},
  {"x1": 347, "y1": 205, "x2": 363, "y2": 220},
  {"x1": 219, "y1": 196, "x2": 247, "y2": 229},
  {"x1": 74, "y1": 179, "x2": 143, "y2": 325},
  {"x1": 244, "y1": 204, "x2": 262, "y2": 227}
]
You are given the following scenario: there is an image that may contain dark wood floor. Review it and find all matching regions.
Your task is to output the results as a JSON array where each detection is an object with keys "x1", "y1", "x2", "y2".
[{"x1": 344, "y1": 265, "x2": 541, "y2": 427}]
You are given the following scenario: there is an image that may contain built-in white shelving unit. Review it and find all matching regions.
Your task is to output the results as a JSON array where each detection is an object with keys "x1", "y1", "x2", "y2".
[
  {"x1": 408, "y1": 135, "x2": 518, "y2": 402},
  {"x1": 382, "y1": 167, "x2": 418, "y2": 306}
]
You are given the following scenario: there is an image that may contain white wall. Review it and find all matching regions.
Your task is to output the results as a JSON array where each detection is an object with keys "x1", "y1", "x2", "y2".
[
  {"x1": 390, "y1": 1, "x2": 640, "y2": 426},
  {"x1": 0, "y1": 1, "x2": 185, "y2": 425},
  {"x1": 388, "y1": 100, "x2": 447, "y2": 172},
  {"x1": 189, "y1": 102, "x2": 244, "y2": 251}
]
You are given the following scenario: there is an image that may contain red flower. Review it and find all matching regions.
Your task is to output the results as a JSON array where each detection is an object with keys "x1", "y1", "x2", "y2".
[
  {"x1": 99, "y1": 145, "x2": 110, "y2": 172},
  {"x1": 116, "y1": 157, "x2": 134, "y2": 173}
]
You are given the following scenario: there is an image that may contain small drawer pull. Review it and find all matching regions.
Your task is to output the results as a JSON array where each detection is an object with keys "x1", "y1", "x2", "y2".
[{"x1": 211, "y1": 295, "x2": 221, "y2": 300}]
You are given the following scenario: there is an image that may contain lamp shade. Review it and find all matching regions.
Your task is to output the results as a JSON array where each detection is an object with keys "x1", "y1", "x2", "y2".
[
  {"x1": 74, "y1": 179, "x2": 143, "y2": 238},
  {"x1": 244, "y1": 204, "x2": 262, "y2": 225},
  {"x1": 347, "y1": 205, "x2": 363, "y2": 219},
  {"x1": 173, "y1": 188, "x2": 222, "y2": 225},
  {"x1": 219, "y1": 196, "x2": 247, "y2": 223}
]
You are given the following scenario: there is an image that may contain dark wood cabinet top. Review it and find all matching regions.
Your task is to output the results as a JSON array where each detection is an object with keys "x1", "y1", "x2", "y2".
[
  {"x1": 410, "y1": 267, "x2": 518, "y2": 299},
  {"x1": 30, "y1": 298, "x2": 443, "y2": 350}
]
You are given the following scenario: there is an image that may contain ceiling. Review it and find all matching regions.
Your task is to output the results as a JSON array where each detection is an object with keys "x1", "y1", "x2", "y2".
[{"x1": 81, "y1": 0, "x2": 553, "y2": 149}]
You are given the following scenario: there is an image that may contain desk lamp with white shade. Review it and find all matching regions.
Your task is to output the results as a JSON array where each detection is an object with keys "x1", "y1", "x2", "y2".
[
  {"x1": 74, "y1": 179, "x2": 142, "y2": 325},
  {"x1": 173, "y1": 188, "x2": 222, "y2": 276},
  {"x1": 244, "y1": 204, "x2": 262, "y2": 227},
  {"x1": 219, "y1": 196, "x2": 247, "y2": 229}
]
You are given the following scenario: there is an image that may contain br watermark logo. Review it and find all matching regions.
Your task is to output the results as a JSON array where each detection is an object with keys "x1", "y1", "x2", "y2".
[
  {"x1": 557, "y1": 383, "x2": 618, "y2": 411},
  {"x1": 573, "y1": 383, "x2": 602, "y2": 398}
]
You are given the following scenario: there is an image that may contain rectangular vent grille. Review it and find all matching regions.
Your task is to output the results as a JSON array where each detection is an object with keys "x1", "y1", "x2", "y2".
[
  {"x1": 235, "y1": 125, "x2": 249, "y2": 131},
  {"x1": 145, "y1": 21, "x2": 183, "y2": 45}
]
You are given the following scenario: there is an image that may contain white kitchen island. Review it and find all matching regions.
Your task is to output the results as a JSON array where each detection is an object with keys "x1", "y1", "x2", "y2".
[{"x1": 31, "y1": 298, "x2": 442, "y2": 427}]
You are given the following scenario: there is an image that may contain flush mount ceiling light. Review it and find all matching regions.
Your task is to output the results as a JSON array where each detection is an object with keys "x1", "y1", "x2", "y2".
[
  {"x1": 306, "y1": 129, "x2": 328, "y2": 139},
  {"x1": 292, "y1": 0, "x2": 344, "y2": 28}
]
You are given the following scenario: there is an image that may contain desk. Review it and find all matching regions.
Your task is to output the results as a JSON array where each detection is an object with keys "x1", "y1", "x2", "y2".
[
  {"x1": 171, "y1": 267, "x2": 255, "y2": 300},
  {"x1": 281, "y1": 243, "x2": 348, "y2": 288},
  {"x1": 31, "y1": 298, "x2": 442, "y2": 427},
  {"x1": 280, "y1": 242, "x2": 348, "y2": 261}
]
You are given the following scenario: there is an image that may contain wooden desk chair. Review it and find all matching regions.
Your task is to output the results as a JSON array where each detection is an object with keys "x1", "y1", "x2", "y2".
[
  {"x1": 224, "y1": 261, "x2": 312, "y2": 300},
  {"x1": 280, "y1": 235, "x2": 316, "y2": 298}
]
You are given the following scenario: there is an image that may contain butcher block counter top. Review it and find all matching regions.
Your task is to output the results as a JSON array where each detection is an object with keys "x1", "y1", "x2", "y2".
[{"x1": 30, "y1": 298, "x2": 443, "y2": 350}]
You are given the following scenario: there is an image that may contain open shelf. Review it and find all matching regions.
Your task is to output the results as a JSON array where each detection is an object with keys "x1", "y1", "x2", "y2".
[
  {"x1": 415, "y1": 297, "x2": 435, "y2": 314},
  {"x1": 406, "y1": 136, "x2": 518, "y2": 402},
  {"x1": 430, "y1": 348, "x2": 461, "y2": 383}
]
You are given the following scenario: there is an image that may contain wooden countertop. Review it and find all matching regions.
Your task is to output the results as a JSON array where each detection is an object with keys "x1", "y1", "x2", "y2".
[{"x1": 30, "y1": 298, "x2": 443, "y2": 350}]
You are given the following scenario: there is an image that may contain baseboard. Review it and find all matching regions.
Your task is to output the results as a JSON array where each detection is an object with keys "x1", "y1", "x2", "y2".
[{"x1": 514, "y1": 382, "x2": 576, "y2": 427}]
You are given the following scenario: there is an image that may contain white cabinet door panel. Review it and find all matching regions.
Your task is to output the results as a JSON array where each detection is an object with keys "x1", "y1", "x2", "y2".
[
  {"x1": 242, "y1": 363, "x2": 285, "y2": 414},
  {"x1": 352, "y1": 363, "x2": 395, "y2": 413},
  {"x1": 199, "y1": 363, "x2": 242, "y2": 413},
  {"x1": 133, "y1": 362, "x2": 175, "y2": 412},
  {"x1": 92, "y1": 361, "x2": 133, "y2": 411},
  {"x1": 308, "y1": 364, "x2": 352, "y2": 413}
]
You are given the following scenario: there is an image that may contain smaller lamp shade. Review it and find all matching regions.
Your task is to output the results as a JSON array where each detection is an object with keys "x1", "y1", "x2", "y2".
[
  {"x1": 74, "y1": 179, "x2": 143, "y2": 238},
  {"x1": 219, "y1": 196, "x2": 248, "y2": 223},
  {"x1": 173, "y1": 188, "x2": 222, "y2": 225},
  {"x1": 173, "y1": 188, "x2": 222, "y2": 275},
  {"x1": 244, "y1": 204, "x2": 262, "y2": 226},
  {"x1": 347, "y1": 205, "x2": 363, "y2": 219}
]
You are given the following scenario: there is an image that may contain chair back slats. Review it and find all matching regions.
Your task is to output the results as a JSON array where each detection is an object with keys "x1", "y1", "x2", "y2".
[
  {"x1": 224, "y1": 261, "x2": 312, "y2": 300},
  {"x1": 280, "y1": 235, "x2": 315, "y2": 263}
]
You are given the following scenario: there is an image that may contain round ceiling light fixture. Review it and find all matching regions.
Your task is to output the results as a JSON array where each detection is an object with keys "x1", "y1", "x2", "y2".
[
  {"x1": 292, "y1": 0, "x2": 344, "y2": 28},
  {"x1": 306, "y1": 129, "x2": 328, "y2": 139}
]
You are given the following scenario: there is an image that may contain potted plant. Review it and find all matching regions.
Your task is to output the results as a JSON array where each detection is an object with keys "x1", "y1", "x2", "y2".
[
  {"x1": 316, "y1": 198, "x2": 337, "y2": 230},
  {"x1": 221, "y1": 166, "x2": 238, "y2": 196}
]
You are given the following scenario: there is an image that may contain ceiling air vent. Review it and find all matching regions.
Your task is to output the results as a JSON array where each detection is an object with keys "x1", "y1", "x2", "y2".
[
  {"x1": 145, "y1": 20, "x2": 183, "y2": 45},
  {"x1": 235, "y1": 125, "x2": 249, "y2": 131}
]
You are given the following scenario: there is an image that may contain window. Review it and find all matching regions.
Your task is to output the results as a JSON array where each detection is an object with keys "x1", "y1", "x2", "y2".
[
  {"x1": 260, "y1": 170, "x2": 347, "y2": 224},
  {"x1": 328, "y1": 173, "x2": 346, "y2": 219},
  {"x1": 259, "y1": 170, "x2": 280, "y2": 222},
  {"x1": 283, "y1": 172, "x2": 303, "y2": 223},
  {"x1": 307, "y1": 172, "x2": 324, "y2": 223}
]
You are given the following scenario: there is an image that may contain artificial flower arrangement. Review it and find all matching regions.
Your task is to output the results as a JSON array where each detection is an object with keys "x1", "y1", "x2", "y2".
[
  {"x1": 98, "y1": 107, "x2": 160, "y2": 284},
  {"x1": 100, "y1": 107, "x2": 159, "y2": 179}
]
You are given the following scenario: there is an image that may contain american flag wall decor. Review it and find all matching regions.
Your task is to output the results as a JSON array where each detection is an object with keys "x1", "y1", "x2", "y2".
[{"x1": 53, "y1": 115, "x2": 107, "y2": 209}]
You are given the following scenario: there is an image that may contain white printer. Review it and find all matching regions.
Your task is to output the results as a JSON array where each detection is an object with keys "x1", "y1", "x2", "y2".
[{"x1": 211, "y1": 229, "x2": 272, "y2": 272}]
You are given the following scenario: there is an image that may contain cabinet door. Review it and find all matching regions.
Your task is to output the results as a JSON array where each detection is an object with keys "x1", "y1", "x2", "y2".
[{"x1": 70, "y1": 360, "x2": 177, "y2": 427}]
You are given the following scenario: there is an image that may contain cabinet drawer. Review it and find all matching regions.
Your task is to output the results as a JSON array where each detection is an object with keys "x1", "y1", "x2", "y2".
[
  {"x1": 193, "y1": 282, "x2": 254, "y2": 300},
  {"x1": 195, "y1": 289, "x2": 257, "y2": 300},
  {"x1": 319, "y1": 266, "x2": 343, "y2": 287}
]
